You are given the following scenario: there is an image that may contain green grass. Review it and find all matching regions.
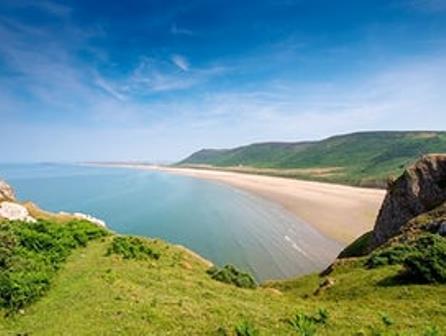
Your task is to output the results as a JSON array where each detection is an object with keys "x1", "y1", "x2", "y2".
[
  {"x1": 107, "y1": 236, "x2": 161, "y2": 260},
  {"x1": 0, "y1": 219, "x2": 108, "y2": 311},
  {"x1": 179, "y1": 131, "x2": 446, "y2": 187},
  {"x1": 1, "y1": 221, "x2": 445, "y2": 335},
  {"x1": 207, "y1": 264, "x2": 257, "y2": 289}
]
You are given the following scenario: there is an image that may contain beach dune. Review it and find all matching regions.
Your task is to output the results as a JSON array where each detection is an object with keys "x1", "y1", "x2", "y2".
[{"x1": 103, "y1": 164, "x2": 386, "y2": 244}]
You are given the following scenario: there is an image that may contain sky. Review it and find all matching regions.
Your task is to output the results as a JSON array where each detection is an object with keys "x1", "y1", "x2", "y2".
[{"x1": 1, "y1": 0, "x2": 446, "y2": 162}]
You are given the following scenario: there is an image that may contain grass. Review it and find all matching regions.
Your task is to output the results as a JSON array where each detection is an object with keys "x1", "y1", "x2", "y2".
[
  {"x1": 107, "y1": 236, "x2": 161, "y2": 260},
  {"x1": 0, "y1": 219, "x2": 108, "y2": 311},
  {"x1": 1, "y1": 223, "x2": 445, "y2": 335},
  {"x1": 179, "y1": 131, "x2": 446, "y2": 187},
  {"x1": 207, "y1": 264, "x2": 257, "y2": 289}
]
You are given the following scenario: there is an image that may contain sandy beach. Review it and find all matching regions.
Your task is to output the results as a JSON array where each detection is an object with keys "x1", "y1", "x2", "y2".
[{"x1": 99, "y1": 164, "x2": 386, "y2": 244}]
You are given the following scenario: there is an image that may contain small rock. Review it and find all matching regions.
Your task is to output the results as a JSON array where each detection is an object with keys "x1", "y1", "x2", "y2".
[{"x1": 314, "y1": 277, "x2": 335, "y2": 296}]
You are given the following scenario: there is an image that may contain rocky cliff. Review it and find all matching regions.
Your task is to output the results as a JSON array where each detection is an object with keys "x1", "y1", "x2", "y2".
[
  {"x1": 0, "y1": 179, "x2": 15, "y2": 202},
  {"x1": 369, "y1": 154, "x2": 446, "y2": 250}
]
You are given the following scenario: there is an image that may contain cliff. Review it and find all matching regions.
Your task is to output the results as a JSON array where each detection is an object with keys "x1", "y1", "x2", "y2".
[
  {"x1": 339, "y1": 154, "x2": 446, "y2": 258},
  {"x1": 370, "y1": 154, "x2": 446, "y2": 250},
  {"x1": 0, "y1": 179, "x2": 15, "y2": 202}
]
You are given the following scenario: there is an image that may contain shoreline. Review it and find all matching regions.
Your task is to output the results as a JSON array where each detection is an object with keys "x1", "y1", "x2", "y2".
[{"x1": 92, "y1": 163, "x2": 386, "y2": 244}]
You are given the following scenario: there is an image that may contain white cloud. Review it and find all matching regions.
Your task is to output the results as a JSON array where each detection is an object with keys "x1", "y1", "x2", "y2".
[
  {"x1": 170, "y1": 24, "x2": 194, "y2": 36},
  {"x1": 1, "y1": 5, "x2": 445, "y2": 162},
  {"x1": 171, "y1": 54, "x2": 190, "y2": 71},
  {"x1": 95, "y1": 77, "x2": 126, "y2": 101}
]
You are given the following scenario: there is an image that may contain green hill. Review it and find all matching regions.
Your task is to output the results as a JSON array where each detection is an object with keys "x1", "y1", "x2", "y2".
[
  {"x1": 179, "y1": 131, "x2": 446, "y2": 187},
  {"x1": 1, "y1": 218, "x2": 445, "y2": 335}
]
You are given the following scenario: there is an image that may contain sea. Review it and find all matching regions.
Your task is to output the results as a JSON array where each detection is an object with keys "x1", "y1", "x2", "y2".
[{"x1": 0, "y1": 163, "x2": 343, "y2": 281}]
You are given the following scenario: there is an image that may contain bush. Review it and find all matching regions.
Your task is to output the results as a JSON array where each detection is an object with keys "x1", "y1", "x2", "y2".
[
  {"x1": 0, "y1": 219, "x2": 107, "y2": 311},
  {"x1": 424, "y1": 326, "x2": 441, "y2": 336},
  {"x1": 107, "y1": 236, "x2": 160, "y2": 260},
  {"x1": 287, "y1": 309, "x2": 329, "y2": 335},
  {"x1": 207, "y1": 265, "x2": 257, "y2": 289},
  {"x1": 403, "y1": 235, "x2": 446, "y2": 283},
  {"x1": 234, "y1": 321, "x2": 259, "y2": 336},
  {"x1": 366, "y1": 244, "x2": 415, "y2": 269},
  {"x1": 366, "y1": 234, "x2": 446, "y2": 284}
]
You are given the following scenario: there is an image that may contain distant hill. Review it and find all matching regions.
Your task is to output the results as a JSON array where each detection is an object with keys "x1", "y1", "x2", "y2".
[{"x1": 179, "y1": 131, "x2": 446, "y2": 187}]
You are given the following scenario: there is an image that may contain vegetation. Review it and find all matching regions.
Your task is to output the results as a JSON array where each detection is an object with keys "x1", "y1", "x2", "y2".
[
  {"x1": 0, "y1": 218, "x2": 445, "y2": 334},
  {"x1": 107, "y1": 236, "x2": 160, "y2": 260},
  {"x1": 287, "y1": 309, "x2": 329, "y2": 335},
  {"x1": 366, "y1": 234, "x2": 446, "y2": 284},
  {"x1": 366, "y1": 244, "x2": 416, "y2": 269},
  {"x1": 179, "y1": 131, "x2": 446, "y2": 187},
  {"x1": 403, "y1": 235, "x2": 446, "y2": 283},
  {"x1": 207, "y1": 264, "x2": 257, "y2": 289},
  {"x1": 0, "y1": 219, "x2": 107, "y2": 311},
  {"x1": 234, "y1": 321, "x2": 260, "y2": 336}
]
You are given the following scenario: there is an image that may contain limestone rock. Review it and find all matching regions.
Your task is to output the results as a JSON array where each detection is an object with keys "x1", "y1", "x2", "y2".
[
  {"x1": 0, "y1": 201, "x2": 36, "y2": 222},
  {"x1": 0, "y1": 180, "x2": 15, "y2": 202},
  {"x1": 370, "y1": 154, "x2": 446, "y2": 250},
  {"x1": 73, "y1": 212, "x2": 107, "y2": 227}
]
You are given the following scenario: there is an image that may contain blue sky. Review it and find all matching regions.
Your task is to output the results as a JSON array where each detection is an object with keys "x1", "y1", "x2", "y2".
[{"x1": 1, "y1": 0, "x2": 446, "y2": 162}]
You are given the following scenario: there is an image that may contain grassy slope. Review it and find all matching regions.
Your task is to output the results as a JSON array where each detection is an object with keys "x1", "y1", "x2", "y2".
[
  {"x1": 1, "y1": 236, "x2": 445, "y2": 335},
  {"x1": 180, "y1": 131, "x2": 446, "y2": 187}
]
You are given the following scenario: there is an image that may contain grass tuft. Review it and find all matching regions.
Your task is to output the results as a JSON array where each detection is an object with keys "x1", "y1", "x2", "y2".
[
  {"x1": 106, "y1": 236, "x2": 161, "y2": 260},
  {"x1": 0, "y1": 219, "x2": 107, "y2": 311},
  {"x1": 207, "y1": 264, "x2": 257, "y2": 289}
]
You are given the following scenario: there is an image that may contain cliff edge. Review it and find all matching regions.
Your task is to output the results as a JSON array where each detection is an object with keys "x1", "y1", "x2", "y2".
[
  {"x1": 370, "y1": 154, "x2": 446, "y2": 250},
  {"x1": 0, "y1": 179, "x2": 16, "y2": 202}
]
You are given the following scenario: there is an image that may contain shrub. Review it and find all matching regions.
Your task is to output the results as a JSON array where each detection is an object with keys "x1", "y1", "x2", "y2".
[
  {"x1": 287, "y1": 309, "x2": 329, "y2": 335},
  {"x1": 107, "y1": 236, "x2": 160, "y2": 260},
  {"x1": 287, "y1": 312, "x2": 317, "y2": 336},
  {"x1": 0, "y1": 219, "x2": 107, "y2": 311},
  {"x1": 234, "y1": 321, "x2": 259, "y2": 336},
  {"x1": 366, "y1": 234, "x2": 446, "y2": 284},
  {"x1": 380, "y1": 312, "x2": 394, "y2": 327},
  {"x1": 424, "y1": 326, "x2": 440, "y2": 336},
  {"x1": 403, "y1": 235, "x2": 446, "y2": 283},
  {"x1": 366, "y1": 244, "x2": 415, "y2": 269},
  {"x1": 206, "y1": 265, "x2": 257, "y2": 289}
]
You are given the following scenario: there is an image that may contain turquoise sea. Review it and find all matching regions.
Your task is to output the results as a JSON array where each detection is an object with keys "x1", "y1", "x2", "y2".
[{"x1": 0, "y1": 163, "x2": 342, "y2": 281}]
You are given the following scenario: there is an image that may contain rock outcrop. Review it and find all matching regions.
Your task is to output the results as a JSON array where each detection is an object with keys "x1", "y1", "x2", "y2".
[
  {"x1": 72, "y1": 212, "x2": 107, "y2": 228},
  {"x1": 369, "y1": 154, "x2": 446, "y2": 250},
  {"x1": 0, "y1": 179, "x2": 15, "y2": 202},
  {"x1": 0, "y1": 201, "x2": 36, "y2": 222}
]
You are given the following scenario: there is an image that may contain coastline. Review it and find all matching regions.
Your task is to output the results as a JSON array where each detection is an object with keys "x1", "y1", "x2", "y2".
[{"x1": 93, "y1": 163, "x2": 386, "y2": 244}]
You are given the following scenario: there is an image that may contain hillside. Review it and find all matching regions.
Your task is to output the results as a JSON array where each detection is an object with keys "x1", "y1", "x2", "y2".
[
  {"x1": 1, "y1": 235, "x2": 445, "y2": 335},
  {"x1": 179, "y1": 131, "x2": 446, "y2": 187}
]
